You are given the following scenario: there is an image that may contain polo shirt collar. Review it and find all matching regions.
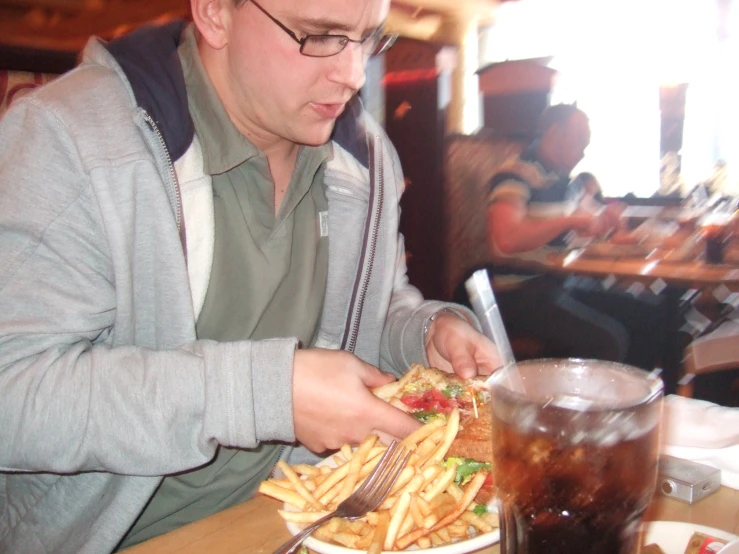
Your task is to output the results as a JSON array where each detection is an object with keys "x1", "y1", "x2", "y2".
[{"x1": 178, "y1": 24, "x2": 258, "y2": 175}]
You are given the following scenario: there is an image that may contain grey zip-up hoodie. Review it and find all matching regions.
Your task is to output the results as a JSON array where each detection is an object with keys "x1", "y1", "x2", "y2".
[{"x1": 0, "y1": 22, "x2": 476, "y2": 553}]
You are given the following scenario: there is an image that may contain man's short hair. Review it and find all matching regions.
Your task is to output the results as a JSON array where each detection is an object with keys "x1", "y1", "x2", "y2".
[{"x1": 536, "y1": 103, "x2": 586, "y2": 136}]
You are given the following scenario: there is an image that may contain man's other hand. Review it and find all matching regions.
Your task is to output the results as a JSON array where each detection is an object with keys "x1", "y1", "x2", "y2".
[
  {"x1": 424, "y1": 312, "x2": 501, "y2": 379},
  {"x1": 292, "y1": 349, "x2": 421, "y2": 453}
]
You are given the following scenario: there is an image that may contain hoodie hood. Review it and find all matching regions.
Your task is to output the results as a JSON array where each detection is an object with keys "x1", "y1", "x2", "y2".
[{"x1": 104, "y1": 20, "x2": 194, "y2": 162}]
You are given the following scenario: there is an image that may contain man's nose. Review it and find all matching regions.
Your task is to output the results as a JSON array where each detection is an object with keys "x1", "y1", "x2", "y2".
[{"x1": 329, "y1": 43, "x2": 367, "y2": 92}]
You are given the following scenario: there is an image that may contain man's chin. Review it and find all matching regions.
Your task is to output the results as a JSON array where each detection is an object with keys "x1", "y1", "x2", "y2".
[{"x1": 294, "y1": 125, "x2": 336, "y2": 147}]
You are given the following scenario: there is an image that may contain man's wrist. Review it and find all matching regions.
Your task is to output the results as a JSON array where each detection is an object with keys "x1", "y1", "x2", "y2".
[{"x1": 423, "y1": 308, "x2": 466, "y2": 346}]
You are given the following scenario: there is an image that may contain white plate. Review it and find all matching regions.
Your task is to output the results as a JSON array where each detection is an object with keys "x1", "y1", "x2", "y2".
[
  {"x1": 284, "y1": 521, "x2": 499, "y2": 554},
  {"x1": 720, "y1": 539, "x2": 739, "y2": 554},
  {"x1": 643, "y1": 521, "x2": 738, "y2": 554},
  {"x1": 281, "y1": 453, "x2": 500, "y2": 553}
]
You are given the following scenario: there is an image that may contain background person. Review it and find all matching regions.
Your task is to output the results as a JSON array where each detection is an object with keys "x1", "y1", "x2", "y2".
[
  {"x1": 469, "y1": 104, "x2": 666, "y2": 370},
  {"x1": 0, "y1": 0, "x2": 498, "y2": 552}
]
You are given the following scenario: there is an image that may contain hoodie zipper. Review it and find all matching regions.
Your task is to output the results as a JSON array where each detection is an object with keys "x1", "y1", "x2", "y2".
[
  {"x1": 274, "y1": 135, "x2": 383, "y2": 474},
  {"x1": 142, "y1": 111, "x2": 185, "y2": 252},
  {"x1": 342, "y1": 135, "x2": 384, "y2": 353}
]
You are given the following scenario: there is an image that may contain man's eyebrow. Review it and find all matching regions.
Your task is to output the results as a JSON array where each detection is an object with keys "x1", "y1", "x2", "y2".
[{"x1": 292, "y1": 16, "x2": 385, "y2": 35}]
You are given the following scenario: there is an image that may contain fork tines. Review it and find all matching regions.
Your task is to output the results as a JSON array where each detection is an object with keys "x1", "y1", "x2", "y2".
[{"x1": 354, "y1": 440, "x2": 411, "y2": 512}]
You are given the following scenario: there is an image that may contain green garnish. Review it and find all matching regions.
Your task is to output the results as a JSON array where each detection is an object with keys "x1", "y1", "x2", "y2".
[
  {"x1": 442, "y1": 457, "x2": 491, "y2": 486},
  {"x1": 473, "y1": 504, "x2": 488, "y2": 515},
  {"x1": 411, "y1": 410, "x2": 442, "y2": 423},
  {"x1": 442, "y1": 384, "x2": 463, "y2": 398}
]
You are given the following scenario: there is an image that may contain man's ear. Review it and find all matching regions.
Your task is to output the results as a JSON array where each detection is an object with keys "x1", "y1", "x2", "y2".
[{"x1": 190, "y1": 0, "x2": 232, "y2": 50}]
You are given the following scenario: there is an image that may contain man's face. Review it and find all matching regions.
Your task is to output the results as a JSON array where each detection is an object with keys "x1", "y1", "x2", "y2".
[
  {"x1": 214, "y1": 0, "x2": 389, "y2": 147},
  {"x1": 553, "y1": 112, "x2": 591, "y2": 175}
]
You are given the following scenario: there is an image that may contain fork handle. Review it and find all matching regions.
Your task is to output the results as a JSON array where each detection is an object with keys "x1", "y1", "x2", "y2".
[{"x1": 272, "y1": 512, "x2": 337, "y2": 554}]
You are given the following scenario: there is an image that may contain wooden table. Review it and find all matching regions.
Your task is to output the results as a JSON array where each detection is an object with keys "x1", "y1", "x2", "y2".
[
  {"x1": 125, "y1": 487, "x2": 739, "y2": 554},
  {"x1": 496, "y1": 245, "x2": 739, "y2": 396},
  {"x1": 503, "y1": 249, "x2": 739, "y2": 290}
]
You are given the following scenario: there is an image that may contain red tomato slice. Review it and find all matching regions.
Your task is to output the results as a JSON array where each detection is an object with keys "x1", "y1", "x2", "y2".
[
  {"x1": 401, "y1": 388, "x2": 460, "y2": 415},
  {"x1": 400, "y1": 394, "x2": 426, "y2": 409}
]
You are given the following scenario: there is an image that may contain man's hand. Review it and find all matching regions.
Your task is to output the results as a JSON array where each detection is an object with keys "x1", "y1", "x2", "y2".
[
  {"x1": 424, "y1": 313, "x2": 501, "y2": 379},
  {"x1": 569, "y1": 212, "x2": 606, "y2": 237},
  {"x1": 292, "y1": 349, "x2": 421, "y2": 453}
]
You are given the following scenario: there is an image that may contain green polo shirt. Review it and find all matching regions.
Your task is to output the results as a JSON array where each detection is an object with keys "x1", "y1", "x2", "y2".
[{"x1": 119, "y1": 25, "x2": 330, "y2": 549}]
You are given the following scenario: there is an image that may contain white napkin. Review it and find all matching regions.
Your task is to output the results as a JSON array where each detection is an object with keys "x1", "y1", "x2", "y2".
[{"x1": 662, "y1": 394, "x2": 739, "y2": 489}]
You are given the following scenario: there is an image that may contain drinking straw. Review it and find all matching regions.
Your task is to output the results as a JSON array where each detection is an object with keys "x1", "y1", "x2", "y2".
[
  {"x1": 465, "y1": 269, "x2": 515, "y2": 366},
  {"x1": 465, "y1": 269, "x2": 525, "y2": 391}
]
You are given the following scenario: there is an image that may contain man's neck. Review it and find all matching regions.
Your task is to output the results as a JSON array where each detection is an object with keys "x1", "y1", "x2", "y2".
[{"x1": 198, "y1": 42, "x2": 301, "y2": 213}]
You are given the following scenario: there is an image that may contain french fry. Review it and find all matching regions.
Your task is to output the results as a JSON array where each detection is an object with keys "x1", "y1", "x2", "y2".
[
  {"x1": 340, "y1": 443, "x2": 353, "y2": 462},
  {"x1": 257, "y1": 481, "x2": 307, "y2": 510},
  {"x1": 312, "y1": 526, "x2": 335, "y2": 543},
  {"x1": 331, "y1": 453, "x2": 345, "y2": 466},
  {"x1": 423, "y1": 407, "x2": 460, "y2": 468},
  {"x1": 368, "y1": 510, "x2": 391, "y2": 554},
  {"x1": 401, "y1": 417, "x2": 445, "y2": 448},
  {"x1": 268, "y1": 477, "x2": 292, "y2": 488},
  {"x1": 332, "y1": 532, "x2": 362, "y2": 548},
  {"x1": 447, "y1": 482, "x2": 464, "y2": 502},
  {"x1": 422, "y1": 513, "x2": 439, "y2": 529},
  {"x1": 421, "y1": 462, "x2": 457, "y2": 502},
  {"x1": 292, "y1": 463, "x2": 321, "y2": 477},
  {"x1": 436, "y1": 526, "x2": 452, "y2": 544},
  {"x1": 420, "y1": 464, "x2": 443, "y2": 488},
  {"x1": 460, "y1": 510, "x2": 494, "y2": 534},
  {"x1": 385, "y1": 466, "x2": 416, "y2": 498},
  {"x1": 372, "y1": 366, "x2": 424, "y2": 401},
  {"x1": 482, "y1": 510, "x2": 500, "y2": 528},
  {"x1": 417, "y1": 536, "x2": 432, "y2": 549},
  {"x1": 386, "y1": 470, "x2": 423, "y2": 503},
  {"x1": 313, "y1": 458, "x2": 352, "y2": 499},
  {"x1": 355, "y1": 530, "x2": 374, "y2": 551},
  {"x1": 395, "y1": 470, "x2": 488, "y2": 550},
  {"x1": 415, "y1": 494, "x2": 432, "y2": 517},
  {"x1": 429, "y1": 492, "x2": 456, "y2": 512},
  {"x1": 318, "y1": 480, "x2": 343, "y2": 508},
  {"x1": 358, "y1": 451, "x2": 382, "y2": 480},
  {"x1": 409, "y1": 494, "x2": 425, "y2": 528},
  {"x1": 384, "y1": 491, "x2": 411, "y2": 550},
  {"x1": 415, "y1": 429, "x2": 445, "y2": 461},
  {"x1": 276, "y1": 460, "x2": 324, "y2": 510},
  {"x1": 398, "y1": 511, "x2": 415, "y2": 540},
  {"x1": 429, "y1": 531, "x2": 445, "y2": 546},
  {"x1": 338, "y1": 434, "x2": 377, "y2": 502}
]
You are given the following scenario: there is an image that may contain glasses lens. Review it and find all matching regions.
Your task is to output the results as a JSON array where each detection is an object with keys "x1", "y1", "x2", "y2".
[
  {"x1": 301, "y1": 35, "x2": 348, "y2": 57},
  {"x1": 371, "y1": 34, "x2": 398, "y2": 57}
]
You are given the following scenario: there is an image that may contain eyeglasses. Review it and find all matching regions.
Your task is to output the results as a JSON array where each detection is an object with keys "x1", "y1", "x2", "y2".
[{"x1": 248, "y1": 0, "x2": 398, "y2": 58}]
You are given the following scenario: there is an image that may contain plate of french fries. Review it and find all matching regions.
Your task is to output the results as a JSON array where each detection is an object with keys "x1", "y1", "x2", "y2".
[{"x1": 259, "y1": 407, "x2": 500, "y2": 553}]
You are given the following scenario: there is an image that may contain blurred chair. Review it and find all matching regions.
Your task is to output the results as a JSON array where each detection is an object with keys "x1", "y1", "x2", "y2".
[
  {"x1": 678, "y1": 320, "x2": 739, "y2": 407},
  {"x1": 1, "y1": 70, "x2": 57, "y2": 118}
]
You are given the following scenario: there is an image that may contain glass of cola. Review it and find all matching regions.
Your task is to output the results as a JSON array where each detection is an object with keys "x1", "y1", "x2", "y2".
[{"x1": 489, "y1": 359, "x2": 663, "y2": 554}]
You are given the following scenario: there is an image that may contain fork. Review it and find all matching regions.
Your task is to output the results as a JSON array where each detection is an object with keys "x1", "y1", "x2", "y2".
[{"x1": 272, "y1": 440, "x2": 411, "y2": 554}]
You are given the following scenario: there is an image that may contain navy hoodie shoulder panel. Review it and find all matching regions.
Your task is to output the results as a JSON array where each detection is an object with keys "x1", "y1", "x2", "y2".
[
  {"x1": 332, "y1": 96, "x2": 369, "y2": 170},
  {"x1": 104, "y1": 20, "x2": 194, "y2": 161}
]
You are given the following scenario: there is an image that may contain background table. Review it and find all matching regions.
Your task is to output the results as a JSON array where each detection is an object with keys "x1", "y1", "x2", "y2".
[{"x1": 125, "y1": 487, "x2": 739, "y2": 554}]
